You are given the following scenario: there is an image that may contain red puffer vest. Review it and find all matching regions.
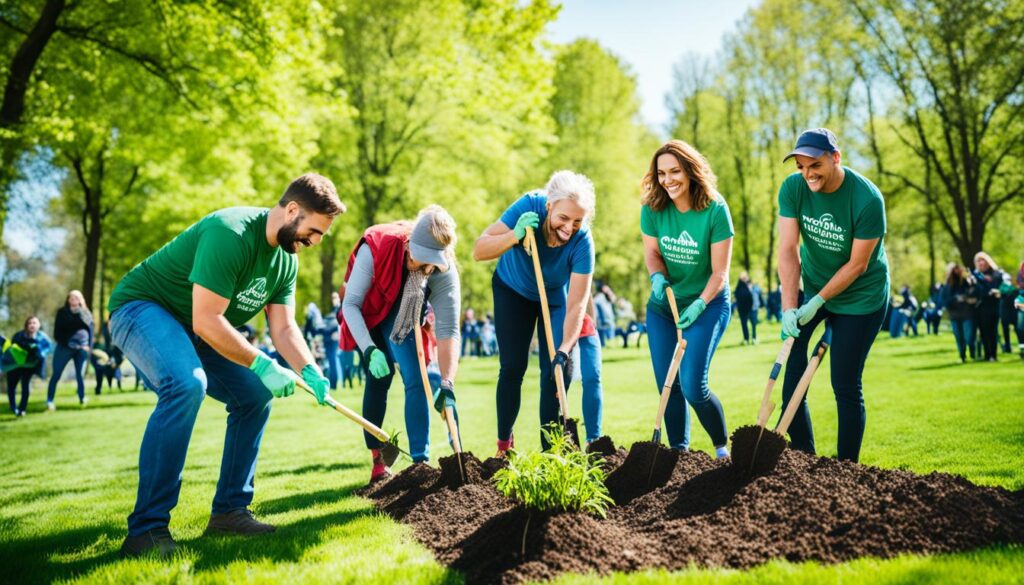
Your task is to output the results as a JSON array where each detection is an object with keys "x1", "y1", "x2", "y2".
[{"x1": 338, "y1": 222, "x2": 411, "y2": 351}]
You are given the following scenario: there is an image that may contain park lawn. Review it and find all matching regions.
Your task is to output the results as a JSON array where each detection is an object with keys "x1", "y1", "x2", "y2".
[{"x1": 0, "y1": 321, "x2": 1021, "y2": 584}]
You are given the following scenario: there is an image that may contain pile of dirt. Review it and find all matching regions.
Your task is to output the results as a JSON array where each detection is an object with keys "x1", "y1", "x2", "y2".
[
  {"x1": 729, "y1": 424, "x2": 788, "y2": 475},
  {"x1": 361, "y1": 445, "x2": 1024, "y2": 585}
]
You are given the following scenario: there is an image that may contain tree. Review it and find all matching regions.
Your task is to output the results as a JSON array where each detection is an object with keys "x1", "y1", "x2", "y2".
[{"x1": 851, "y1": 0, "x2": 1024, "y2": 265}]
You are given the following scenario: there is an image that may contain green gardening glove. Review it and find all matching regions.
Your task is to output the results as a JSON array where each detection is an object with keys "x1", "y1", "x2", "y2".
[
  {"x1": 796, "y1": 294, "x2": 826, "y2": 326},
  {"x1": 781, "y1": 308, "x2": 800, "y2": 340},
  {"x1": 432, "y1": 379, "x2": 456, "y2": 414},
  {"x1": 676, "y1": 298, "x2": 707, "y2": 330},
  {"x1": 513, "y1": 211, "x2": 540, "y2": 240},
  {"x1": 249, "y1": 353, "x2": 295, "y2": 398},
  {"x1": 364, "y1": 346, "x2": 390, "y2": 379},
  {"x1": 650, "y1": 272, "x2": 670, "y2": 301},
  {"x1": 301, "y1": 364, "x2": 329, "y2": 405}
]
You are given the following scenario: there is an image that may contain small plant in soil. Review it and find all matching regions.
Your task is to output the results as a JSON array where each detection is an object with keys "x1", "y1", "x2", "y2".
[{"x1": 492, "y1": 424, "x2": 614, "y2": 518}]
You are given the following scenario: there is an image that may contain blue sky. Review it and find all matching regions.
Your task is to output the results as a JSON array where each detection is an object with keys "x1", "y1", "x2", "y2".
[{"x1": 548, "y1": 0, "x2": 758, "y2": 133}]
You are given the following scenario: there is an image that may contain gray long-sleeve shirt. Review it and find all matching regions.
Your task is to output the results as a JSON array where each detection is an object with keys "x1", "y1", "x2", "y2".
[{"x1": 341, "y1": 243, "x2": 461, "y2": 352}]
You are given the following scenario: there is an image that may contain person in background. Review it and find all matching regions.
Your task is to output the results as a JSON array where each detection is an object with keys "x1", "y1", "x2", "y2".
[
  {"x1": 322, "y1": 292, "x2": 342, "y2": 390},
  {"x1": 922, "y1": 300, "x2": 942, "y2": 335},
  {"x1": 998, "y1": 272, "x2": 1018, "y2": 354},
  {"x1": 47, "y1": 290, "x2": 94, "y2": 410},
  {"x1": 1014, "y1": 262, "x2": 1024, "y2": 360},
  {"x1": 593, "y1": 282, "x2": 617, "y2": 347},
  {"x1": 940, "y1": 263, "x2": 980, "y2": 363},
  {"x1": 972, "y1": 251, "x2": 1006, "y2": 362},
  {"x1": 734, "y1": 271, "x2": 757, "y2": 345},
  {"x1": 460, "y1": 308, "x2": 481, "y2": 358},
  {"x1": 900, "y1": 285, "x2": 920, "y2": 337},
  {"x1": 642, "y1": 139, "x2": 733, "y2": 458},
  {"x1": 90, "y1": 322, "x2": 124, "y2": 395},
  {"x1": 571, "y1": 297, "x2": 604, "y2": 446},
  {"x1": 765, "y1": 286, "x2": 782, "y2": 323},
  {"x1": 3, "y1": 316, "x2": 53, "y2": 416},
  {"x1": 480, "y1": 314, "x2": 497, "y2": 356}
]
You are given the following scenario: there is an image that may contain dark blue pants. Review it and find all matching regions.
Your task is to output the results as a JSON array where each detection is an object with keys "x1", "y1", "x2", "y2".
[
  {"x1": 780, "y1": 304, "x2": 886, "y2": 462},
  {"x1": 6, "y1": 368, "x2": 33, "y2": 413},
  {"x1": 47, "y1": 344, "x2": 88, "y2": 403},
  {"x1": 492, "y1": 274, "x2": 567, "y2": 448},
  {"x1": 950, "y1": 318, "x2": 976, "y2": 361}
]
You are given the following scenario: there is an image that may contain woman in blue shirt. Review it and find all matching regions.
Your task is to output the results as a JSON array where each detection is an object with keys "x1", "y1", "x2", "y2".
[{"x1": 473, "y1": 170, "x2": 596, "y2": 455}]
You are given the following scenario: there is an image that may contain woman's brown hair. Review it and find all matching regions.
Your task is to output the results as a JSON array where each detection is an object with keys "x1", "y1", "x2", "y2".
[{"x1": 641, "y1": 140, "x2": 720, "y2": 212}]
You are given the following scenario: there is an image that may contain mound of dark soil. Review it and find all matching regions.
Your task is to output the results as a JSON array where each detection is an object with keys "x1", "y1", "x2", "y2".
[
  {"x1": 439, "y1": 452, "x2": 485, "y2": 488},
  {"x1": 363, "y1": 445, "x2": 1024, "y2": 585},
  {"x1": 586, "y1": 435, "x2": 617, "y2": 458},
  {"x1": 730, "y1": 424, "x2": 788, "y2": 475}
]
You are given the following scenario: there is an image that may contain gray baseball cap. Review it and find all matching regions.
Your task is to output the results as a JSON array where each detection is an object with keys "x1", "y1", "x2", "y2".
[{"x1": 409, "y1": 213, "x2": 449, "y2": 270}]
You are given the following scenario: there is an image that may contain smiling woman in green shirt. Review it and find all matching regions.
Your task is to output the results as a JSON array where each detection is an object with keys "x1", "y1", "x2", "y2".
[
  {"x1": 777, "y1": 128, "x2": 890, "y2": 463},
  {"x1": 641, "y1": 140, "x2": 733, "y2": 458}
]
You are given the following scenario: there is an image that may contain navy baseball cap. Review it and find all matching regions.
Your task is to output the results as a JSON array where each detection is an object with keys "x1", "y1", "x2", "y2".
[{"x1": 783, "y1": 128, "x2": 840, "y2": 162}]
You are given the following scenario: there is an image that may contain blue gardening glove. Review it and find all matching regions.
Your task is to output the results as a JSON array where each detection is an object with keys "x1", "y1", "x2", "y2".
[
  {"x1": 364, "y1": 346, "x2": 390, "y2": 379},
  {"x1": 676, "y1": 298, "x2": 707, "y2": 330},
  {"x1": 796, "y1": 294, "x2": 826, "y2": 326},
  {"x1": 249, "y1": 353, "x2": 295, "y2": 398},
  {"x1": 781, "y1": 308, "x2": 800, "y2": 340},
  {"x1": 513, "y1": 211, "x2": 540, "y2": 240},
  {"x1": 432, "y1": 379, "x2": 456, "y2": 414},
  {"x1": 650, "y1": 272, "x2": 670, "y2": 301},
  {"x1": 301, "y1": 364, "x2": 329, "y2": 405},
  {"x1": 551, "y1": 350, "x2": 573, "y2": 389}
]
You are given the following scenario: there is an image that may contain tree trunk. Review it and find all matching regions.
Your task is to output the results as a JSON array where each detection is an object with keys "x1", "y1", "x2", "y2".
[
  {"x1": 82, "y1": 201, "x2": 103, "y2": 312},
  {"x1": 320, "y1": 233, "x2": 338, "y2": 310},
  {"x1": 0, "y1": 0, "x2": 67, "y2": 242}
]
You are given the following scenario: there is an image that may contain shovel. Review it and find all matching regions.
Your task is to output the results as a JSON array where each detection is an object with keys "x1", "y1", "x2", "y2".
[
  {"x1": 652, "y1": 288, "x2": 686, "y2": 445},
  {"x1": 524, "y1": 227, "x2": 581, "y2": 447},
  {"x1": 412, "y1": 317, "x2": 465, "y2": 483},
  {"x1": 293, "y1": 376, "x2": 408, "y2": 466},
  {"x1": 731, "y1": 336, "x2": 795, "y2": 474},
  {"x1": 733, "y1": 326, "x2": 832, "y2": 474}
]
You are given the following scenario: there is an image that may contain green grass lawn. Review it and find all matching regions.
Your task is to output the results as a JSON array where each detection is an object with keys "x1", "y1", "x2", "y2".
[{"x1": 1, "y1": 321, "x2": 1021, "y2": 584}]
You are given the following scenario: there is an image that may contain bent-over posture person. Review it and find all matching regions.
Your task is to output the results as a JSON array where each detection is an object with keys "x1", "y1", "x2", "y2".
[
  {"x1": 338, "y1": 206, "x2": 461, "y2": 482},
  {"x1": 107, "y1": 174, "x2": 343, "y2": 557},
  {"x1": 777, "y1": 128, "x2": 890, "y2": 463},
  {"x1": 473, "y1": 170, "x2": 595, "y2": 455}
]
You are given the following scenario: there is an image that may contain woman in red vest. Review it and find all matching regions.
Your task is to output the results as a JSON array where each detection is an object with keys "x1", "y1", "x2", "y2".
[{"x1": 338, "y1": 205, "x2": 462, "y2": 482}]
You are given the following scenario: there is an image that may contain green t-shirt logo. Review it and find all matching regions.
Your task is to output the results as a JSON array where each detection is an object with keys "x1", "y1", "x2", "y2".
[
  {"x1": 236, "y1": 277, "x2": 269, "y2": 312},
  {"x1": 659, "y1": 230, "x2": 702, "y2": 266},
  {"x1": 800, "y1": 212, "x2": 847, "y2": 253}
]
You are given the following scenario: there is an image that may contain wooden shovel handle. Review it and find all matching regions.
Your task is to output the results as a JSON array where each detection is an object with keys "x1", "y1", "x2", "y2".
[
  {"x1": 666, "y1": 289, "x2": 682, "y2": 342},
  {"x1": 525, "y1": 227, "x2": 570, "y2": 422},
  {"x1": 775, "y1": 333, "x2": 831, "y2": 436},
  {"x1": 756, "y1": 337, "x2": 795, "y2": 427},
  {"x1": 414, "y1": 318, "x2": 462, "y2": 454},
  {"x1": 295, "y1": 377, "x2": 392, "y2": 445},
  {"x1": 654, "y1": 338, "x2": 686, "y2": 433}
]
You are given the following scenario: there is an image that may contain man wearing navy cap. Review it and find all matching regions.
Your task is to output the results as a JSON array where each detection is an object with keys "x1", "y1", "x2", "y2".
[{"x1": 775, "y1": 128, "x2": 891, "y2": 462}]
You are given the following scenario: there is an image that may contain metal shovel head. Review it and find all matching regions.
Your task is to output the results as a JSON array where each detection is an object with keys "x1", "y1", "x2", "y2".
[
  {"x1": 651, "y1": 428, "x2": 662, "y2": 444},
  {"x1": 729, "y1": 424, "x2": 787, "y2": 476},
  {"x1": 379, "y1": 440, "x2": 402, "y2": 467}
]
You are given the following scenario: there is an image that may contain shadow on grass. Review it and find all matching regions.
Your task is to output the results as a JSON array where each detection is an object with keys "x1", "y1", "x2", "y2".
[
  {"x1": 0, "y1": 522, "x2": 123, "y2": 585},
  {"x1": 257, "y1": 484, "x2": 365, "y2": 516},
  {"x1": 909, "y1": 362, "x2": 968, "y2": 371},
  {"x1": 261, "y1": 461, "x2": 362, "y2": 479}
]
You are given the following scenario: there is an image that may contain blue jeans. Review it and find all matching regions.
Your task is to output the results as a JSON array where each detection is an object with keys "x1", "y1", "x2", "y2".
[
  {"x1": 950, "y1": 318, "x2": 976, "y2": 360},
  {"x1": 578, "y1": 334, "x2": 603, "y2": 443},
  {"x1": 492, "y1": 274, "x2": 568, "y2": 448},
  {"x1": 47, "y1": 344, "x2": 88, "y2": 403},
  {"x1": 360, "y1": 306, "x2": 436, "y2": 462},
  {"x1": 646, "y1": 294, "x2": 731, "y2": 449},
  {"x1": 322, "y1": 333, "x2": 340, "y2": 389},
  {"x1": 110, "y1": 300, "x2": 274, "y2": 536}
]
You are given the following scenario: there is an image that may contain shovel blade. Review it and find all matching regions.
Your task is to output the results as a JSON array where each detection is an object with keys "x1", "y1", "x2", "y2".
[
  {"x1": 651, "y1": 428, "x2": 662, "y2": 444},
  {"x1": 564, "y1": 417, "x2": 581, "y2": 448},
  {"x1": 380, "y1": 442, "x2": 401, "y2": 467}
]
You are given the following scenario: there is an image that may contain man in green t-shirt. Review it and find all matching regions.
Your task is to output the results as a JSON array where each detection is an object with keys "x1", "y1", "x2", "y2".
[
  {"x1": 107, "y1": 173, "x2": 345, "y2": 558},
  {"x1": 776, "y1": 128, "x2": 890, "y2": 463}
]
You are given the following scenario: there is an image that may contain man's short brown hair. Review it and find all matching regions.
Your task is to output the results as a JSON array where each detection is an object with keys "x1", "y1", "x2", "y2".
[{"x1": 279, "y1": 173, "x2": 346, "y2": 217}]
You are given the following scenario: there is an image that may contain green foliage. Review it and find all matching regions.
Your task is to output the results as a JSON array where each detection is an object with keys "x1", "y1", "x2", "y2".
[{"x1": 492, "y1": 424, "x2": 614, "y2": 518}]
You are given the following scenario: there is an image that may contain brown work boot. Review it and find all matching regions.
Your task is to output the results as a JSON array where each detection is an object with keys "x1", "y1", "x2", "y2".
[
  {"x1": 120, "y1": 527, "x2": 177, "y2": 558},
  {"x1": 204, "y1": 508, "x2": 275, "y2": 536}
]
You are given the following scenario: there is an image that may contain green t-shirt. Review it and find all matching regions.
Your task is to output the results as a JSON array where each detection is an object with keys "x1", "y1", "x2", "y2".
[
  {"x1": 108, "y1": 207, "x2": 297, "y2": 327},
  {"x1": 641, "y1": 197, "x2": 734, "y2": 317},
  {"x1": 778, "y1": 167, "x2": 890, "y2": 315}
]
